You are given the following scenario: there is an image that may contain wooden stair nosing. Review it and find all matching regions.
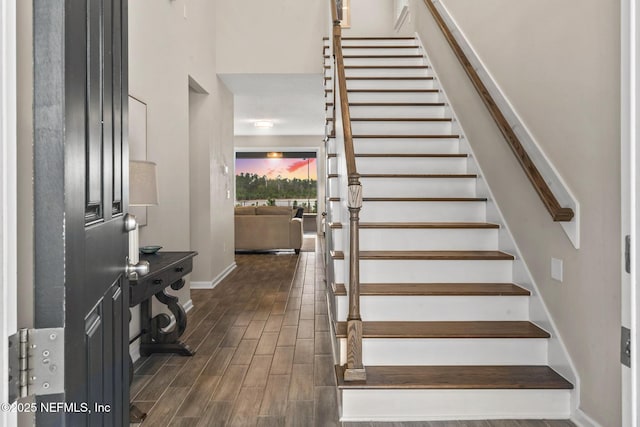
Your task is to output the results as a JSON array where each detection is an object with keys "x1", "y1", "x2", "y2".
[
  {"x1": 359, "y1": 173, "x2": 476, "y2": 179},
  {"x1": 363, "y1": 221, "x2": 498, "y2": 228},
  {"x1": 341, "y1": 37, "x2": 417, "y2": 40},
  {"x1": 334, "y1": 321, "x2": 549, "y2": 339},
  {"x1": 327, "y1": 89, "x2": 440, "y2": 94},
  {"x1": 353, "y1": 134, "x2": 459, "y2": 139},
  {"x1": 355, "y1": 153, "x2": 467, "y2": 158},
  {"x1": 330, "y1": 250, "x2": 515, "y2": 261},
  {"x1": 350, "y1": 118, "x2": 452, "y2": 122},
  {"x1": 348, "y1": 102, "x2": 442, "y2": 106},
  {"x1": 335, "y1": 365, "x2": 573, "y2": 390},
  {"x1": 346, "y1": 76, "x2": 434, "y2": 81},
  {"x1": 350, "y1": 89, "x2": 439, "y2": 93},
  {"x1": 332, "y1": 282, "x2": 530, "y2": 297},
  {"x1": 328, "y1": 222, "x2": 499, "y2": 229},
  {"x1": 341, "y1": 45, "x2": 420, "y2": 49},
  {"x1": 345, "y1": 65, "x2": 429, "y2": 69},
  {"x1": 363, "y1": 197, "x2": 487, "y2": 202},
  {"x1": 341, "y1": 55, "x2": 424, "y2": 59}
]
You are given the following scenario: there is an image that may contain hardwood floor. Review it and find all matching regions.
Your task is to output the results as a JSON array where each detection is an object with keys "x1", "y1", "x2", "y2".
[{"x1": 130, "y1": 238, "x2": 575, "y2": 427}]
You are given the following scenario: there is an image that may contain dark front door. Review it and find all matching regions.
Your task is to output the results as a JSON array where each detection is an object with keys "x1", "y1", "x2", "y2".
[{"x1": 33, "y1": 0, "x2": 129, "y2": 425}]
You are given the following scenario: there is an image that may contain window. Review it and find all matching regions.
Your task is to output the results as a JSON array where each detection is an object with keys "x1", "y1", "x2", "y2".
[{"x1": 235, "y1": 152, "x2": 318, "y2": 213}]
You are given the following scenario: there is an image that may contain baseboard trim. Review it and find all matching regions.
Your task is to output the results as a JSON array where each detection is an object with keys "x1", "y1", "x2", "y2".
[
  {"x1": 183, "y1": 299, "x2": 194, "y2": 313},
  {"x1": 572, "y1": 408, "x2": 602, "y2": 427},
  {"x1": 191, "y1": 262, "x2": 237, "y2": 290}
]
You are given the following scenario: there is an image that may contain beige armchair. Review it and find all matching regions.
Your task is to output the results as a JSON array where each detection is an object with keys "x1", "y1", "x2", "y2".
[{"x1": 234, "y1": 206, "x2": 303, "y2": 253}]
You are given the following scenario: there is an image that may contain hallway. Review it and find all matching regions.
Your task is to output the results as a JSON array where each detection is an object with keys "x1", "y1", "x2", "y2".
[{"x1": 130, "y1": 240, "x2": 575, "y2": 426}]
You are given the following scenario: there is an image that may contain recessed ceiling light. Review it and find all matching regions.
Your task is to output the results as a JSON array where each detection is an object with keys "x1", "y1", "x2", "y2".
[
  {"x1": 267, "y1": 152, "x2": 283, "y2": 159},
  {"x1": 254, "y1": 120, "x2": 274, "y2": 128}
]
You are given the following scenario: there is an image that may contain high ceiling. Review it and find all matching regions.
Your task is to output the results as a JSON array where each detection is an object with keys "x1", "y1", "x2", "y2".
[{"x1": 219, "y1": 74, "x2": 326, "y2": 136}]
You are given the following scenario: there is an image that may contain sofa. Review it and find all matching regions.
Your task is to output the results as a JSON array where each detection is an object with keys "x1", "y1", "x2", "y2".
[{"x1": 234, "y1": 206, "x2": 303, "y2": 253}]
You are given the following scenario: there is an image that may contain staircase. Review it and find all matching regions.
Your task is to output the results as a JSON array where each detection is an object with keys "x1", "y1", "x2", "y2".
[{"x1": 323, "y1": 36, "x2": 574, "y2": 421}]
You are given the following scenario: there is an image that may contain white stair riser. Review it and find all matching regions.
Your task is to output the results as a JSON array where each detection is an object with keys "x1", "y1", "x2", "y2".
[
  {"x1": 360, "y1": 177, "x2": 476, "y2": 198},
  {"x1": 346, "y1": 80, "x2": 436, "y2": 90},
  {"x1": 356, "y1": 157, "x2": 467, "y2": 174},
  {"x1": 358, "y1": 228, "x2": 498, "y2": 251},
  {"x1": 354, "y1": 139, "x2": 459, "y2": 155},
  {"x1": 340, "y1": 389, "x2": 571, "y2": 421},
  {"x1": 327, "y1": 177, "x2": 341, "y2": 196},
  {"x1": 336, "y1": 295, "x2": 528, "y2": 321},
  {"x1": 351, "y1": 121, "x2": 452, "y2": 135},
  {"x1": 339, "y1": 39, "x2": 418, "y2": 47},
  {"x1": 333, "y1": 259, "x2": 512, "y2": 283},
  {"x1": 349, "y1": 105, "x2": 445, "y2": 118},
  {"x1": 336, "y1": 57, "x2": 426, "y2": 67},
  {"x1": 360, "y1": 201, "x2": 485, "y2": 222},
  {"x1": 327, "y1": 157, "x2": 338, "y2": 174},
  {"x1": 346, "y1": 92, "x2": 442, "y2": 103},
  {"x1": 346, "y1": 68, "x2": 432, "y2": 78},
  {"x1": 339, "y1": 338, "x2": 546, "y2": 365},
  {"x1": 329, "y1": 228, "x2": 343, "y2": 249},
  {"x1": 339, "y1": 47, "x2": 420, "y2": 55}
]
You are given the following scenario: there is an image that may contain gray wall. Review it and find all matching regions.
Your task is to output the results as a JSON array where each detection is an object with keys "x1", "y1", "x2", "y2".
[{"x1": 405, "y1": 0, "x2": 621, "y2": 424}]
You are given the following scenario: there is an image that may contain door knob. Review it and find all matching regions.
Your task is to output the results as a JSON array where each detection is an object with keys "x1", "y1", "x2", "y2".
[{"x1": 126, "y1": 257, "x2": 150, "y2": 280}]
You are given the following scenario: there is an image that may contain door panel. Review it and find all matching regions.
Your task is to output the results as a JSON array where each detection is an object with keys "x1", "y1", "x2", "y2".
[{"x1": 33, "y1": 0, "x2": 129, "y2": 425}]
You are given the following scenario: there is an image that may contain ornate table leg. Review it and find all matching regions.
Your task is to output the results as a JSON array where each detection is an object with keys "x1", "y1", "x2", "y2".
[{"x1": 139, "y1": 279, "x2": 195, "y2": 356}]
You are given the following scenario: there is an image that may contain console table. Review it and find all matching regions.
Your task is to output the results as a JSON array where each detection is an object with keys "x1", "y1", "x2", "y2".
[{"x1": 129, "y1": 251, "x2": 198, "y2": 356}]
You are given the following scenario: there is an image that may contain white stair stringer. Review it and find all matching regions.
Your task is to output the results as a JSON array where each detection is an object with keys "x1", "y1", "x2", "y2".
[{"x1": 322, "y1": 35, "x2": 576, "y2": 422}]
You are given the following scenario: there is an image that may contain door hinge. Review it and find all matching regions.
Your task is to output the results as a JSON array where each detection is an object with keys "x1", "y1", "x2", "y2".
[
  {"x1": 622, "y1": 326, "x2": 631, "y2": 368},
  {"x1": 8, "y1": 327, "x2": 64, "y2": 403}
]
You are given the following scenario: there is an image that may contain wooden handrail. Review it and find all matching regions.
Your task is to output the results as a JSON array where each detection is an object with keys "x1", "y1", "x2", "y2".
[
  {"x1": 329, "y1": 0, "x2": 366, "y2": 382},
  {"x1": 422, "y1": 0, "x2": 574, "y2": 222}
]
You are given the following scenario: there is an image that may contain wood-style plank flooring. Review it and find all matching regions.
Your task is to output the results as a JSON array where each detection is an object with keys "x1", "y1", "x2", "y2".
[{"x1": 130, "y1": 237, "x2": 575, "y2": 427}]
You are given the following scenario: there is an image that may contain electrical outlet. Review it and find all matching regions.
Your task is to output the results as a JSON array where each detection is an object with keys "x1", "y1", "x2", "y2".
[{"x1": 551, "y1": 258, "x2": 563, "y2": 282}]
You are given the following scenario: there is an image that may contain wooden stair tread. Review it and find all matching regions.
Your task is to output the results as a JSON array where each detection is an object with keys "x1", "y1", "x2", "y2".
[
  {"x1": 353, "y1": 135, "x2": 459, "y2": 139},
  {"x1": 351, "y1": 117, "x2": 452, "y2": 122},
  {"x1": 348, "y1": 89, "x2": 440, "y2": 93},
  {"x1": 346, "y1": 77, "x2": 434, "y2": 80},
  {"x1": 363, "y1": 197, "x2": 487, "y2": 202},
  {"x1": 335, "y1": 321, "x2": 549, "y2": 339},
  {"x1": 355, "y1": 153, "x2": 467, "y2": 158},
  {"x1": 333, "y1": 282, "x2": 530, "y2": 296},
  {"x1": 330, "y1": 222, "x2": 499, "y2": 229},
  {"x1": 345, "y1": 65, "x2": 429, "y2": 69},
  {"x1": 341, "y1": 45, "x2": 419, "y2": 49},
  {"x1": 327, "y1": 89, "x2": 441, "y2": 94},
  {"x1": 362, "y1": 221, "x2": 497, "y2": 228},
  {"x1": 341, "y1": 37, "x2": 417, "y2": 40},
  {"x1": 335, "y1": 365, "x2": 573, "y2": 390},
  {"x1": 331, "y1": 250, "x2": 514, "y2": 260},
  {"x1": 348, "y1": 102, "x2": 442, "y2": 106},
  {"x1": 360, "y1": 173, "x2": 476, "y2": 178},
  {"x1": 342, "y1": 55, "x2": 423, "y2": 58}
]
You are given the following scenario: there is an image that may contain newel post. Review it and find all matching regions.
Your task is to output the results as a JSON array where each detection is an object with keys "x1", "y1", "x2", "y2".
[{"x1": 344, "y1": 174, "x2": 366, "y2": 381}]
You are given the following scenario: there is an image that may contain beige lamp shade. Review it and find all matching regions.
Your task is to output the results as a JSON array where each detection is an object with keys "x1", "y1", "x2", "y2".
[{"x1": 130, "y1": 160, "x2": 159, "y2": 206}]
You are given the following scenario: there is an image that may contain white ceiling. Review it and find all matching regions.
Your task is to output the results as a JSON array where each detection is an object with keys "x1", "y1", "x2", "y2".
[{"x1": 219, "y1": 74, "x2": 326, "y2": 136}]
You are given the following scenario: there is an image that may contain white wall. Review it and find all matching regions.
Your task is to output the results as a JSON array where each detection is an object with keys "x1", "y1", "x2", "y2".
[
  {"x1": 343, "y1": 0, "x2": 413, "y2": 37},
  {"x1": 405, "y1": 0, "x2": 620, "y2": 424},
  {"x1": 234, "y1": 135, "x2": 326, "y2": 233},
  {"x1": 129, "y1": 0, "x2": 235, "y2": 349},
  {"x1": 216, "y1": 0, "x2": 327, "y2": 74}
]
